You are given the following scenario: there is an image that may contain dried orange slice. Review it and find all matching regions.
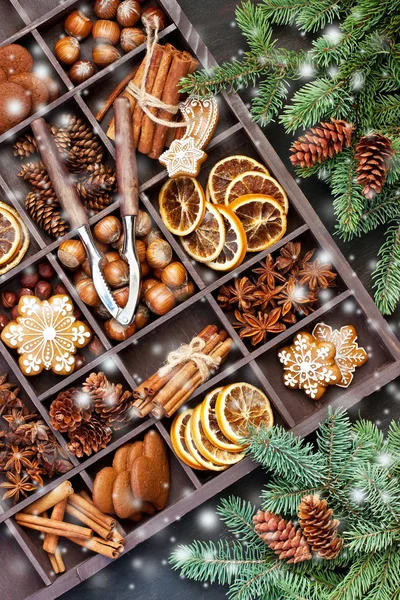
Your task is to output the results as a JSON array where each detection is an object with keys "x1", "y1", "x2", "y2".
[
  {"x1": 170, "y1": 410, "x2": 207, "y2": 470},
  {"x1": 159, "y1": 176, "x2": 206, "y2": 236},
  {"x1": 0, "y1": 202, "x2": 30, "y2": 275},
  {"x1": 206, "y1": 205, "x2": 247, "y2": 271},
  {"x1": 200, "y1": 387, "x2": 243, "y2": 452},
  {"x1": 190, "y1": 404, "x2": 245, "y2": 466},
  {"x1": 208, "y1": 155, "x2": 269, "y2": 204},
  {"x1": 0, "y1": 205, "x2": 21, "y2": 266},
  {"x1": 181, "y1": 202, "x2": 225, "y2": 263},
  {"x1": 215, "y1": 382, "x2": 274, "y2": 445},
  {"x1": 184, "y1": 410, "x2": 227, "y2": 471},
  {"x1": 225, "y1": 171, "x2": 289, "y2": 213},
  {"x1": 230, "y1": 194, "x2": 286, "y2": 252}
]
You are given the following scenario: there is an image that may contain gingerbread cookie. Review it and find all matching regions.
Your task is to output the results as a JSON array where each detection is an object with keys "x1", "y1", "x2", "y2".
[
  {"x1": 0, "y1": 82, "x2": 31, "y2": 134},
  {"x1": 0, "y1": 68, "x2": 7, "y2": 83},
  {"x1": 92, "y1": 466, "x2": 117, "y2": 514},
  {"x1": 112, "y1": 443, "x2": 134, "y2": 472},
  {"x1": 1, "y1": 294, "x2": 92, "y2": 376},
  {"x1": 9, "y1": 72, "x2": 49, "y2": 112},
  {"x1": 0, "y1": 44, "x2": 33, "y2": 76},
  {"x1": 130, "y1": 430, "x2": 170, "y2": 511},
  {"x1": 278, "y1": 331, "x2": 342, "y2": 400},
  {"x1": 38, "y1": 75, "x2": 59, "y2": 104},
  {"x1": 112, "y1": 470, "x2": 138, "y2": 519},
  {"x1": 127, "y1": 440, "x2": 143, "y2": 468},
  {"x1": 312, "y1": 324, "x2": 368, "y2": 388}
]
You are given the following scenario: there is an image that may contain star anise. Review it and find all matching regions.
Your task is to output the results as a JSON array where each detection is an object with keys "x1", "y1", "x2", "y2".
[
  {"x1": 0, "y1": 387, "x2": 23, "y2": 416},
  {"x1": 26, "y1": 458, "x2": 47, "y2": 487},
  {"x1": 252, "y1": 255, "x2": 286, "y2": 288},
  {"x1": 275, "y1": 281, "x2": 317, "y2": 316},
  {"x1": 218, "y1": 277, "x2": 258, "y2": 311},
  {"x1": 253, "y1": 283, "x2": 283, "y2": 311},
  {"x1": 15, "y1": 419, "x2": 50, "y2": 444},
  {"x1": 3, "y1": 409, "x2": 36, "y2": 433},
  {"x1": 233, "y1": 307, "x2": 286, "y2": 345},
  {"x1": 298, "y1": 259, "x2": 337, "y2": 290},
  {"x1": 0, "y1": 471, "x2": 36, "y2": 503},
  {"x1": 3, "y1": 444, "x2": 35, "y2": 473},
  {"x1": 275, "y1": 242, "x2": 302, "y2": 273}
]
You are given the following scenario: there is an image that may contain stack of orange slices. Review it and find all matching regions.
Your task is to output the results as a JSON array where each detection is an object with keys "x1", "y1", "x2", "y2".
[
  {"x1": 170, "y1": 382, "x2": 274, "y2": 471},
  {"x1": 0, "y1": 201, "x2": 30, "y2": 275},
  {"x1": 159, "y1": 155, "x2": 289, "y2": 271}
]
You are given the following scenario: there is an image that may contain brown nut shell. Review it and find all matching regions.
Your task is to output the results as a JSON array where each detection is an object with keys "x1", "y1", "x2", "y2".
[
  {"x1": 120, "y1": 27, "x2": 146, "y2": 53},
  {"x1": 94, "y1": 0, "x2": 120, "y2": 19},
  {"x1": 54, "y1": 36, "x2": 81, "y2": 65},
  {"x1": 92, "y1": 466, "x2": 117, "y2": 514},
  {"x1": 64, "y1": 10, "x2": 93, "y2": 40},
  {"x1": 92, "y1": 20, "x2": 121, "y2": 45},
  {"x1": 117, "y1": 0, "x2": 141, "y2": 27},
  {"x1": 92, "y1": 44, "x2": 121, "y2": 68}
]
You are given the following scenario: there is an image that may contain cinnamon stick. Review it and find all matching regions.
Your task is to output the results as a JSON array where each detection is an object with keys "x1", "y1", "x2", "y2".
[
  {"x1": 110, "y1": 530, "x2": 125, "y2": 545},
  {"x1": 150, "y1": 330, "x2": 226, "y2": 408},
  {"x1": 107, "y1": 59, "x2": 147, "y2": 140},
  {"x1": 67, "y1": 535, "x2": 123, "y2": 558},
  {"x1": 55, "y1": 546, "x2": 65, "y2": 573},
  {"x1": 69, "y1": 493, "x2": 116, "y2": 530},
  {"x1": 15, "y1": 514, "x2": 93, "y2": 540},
  {"x1": 149, "y1": 51, "x2": 197, "y2": 159},
  {"x1": 133, "y1": 43, "x2": 164, "y2": 147},
  {"x1": 66, "y1": 503, "x2": 112, "y2": 540},
  {"x1": 96, "y1": 65, "x2": 139, "y2": 122},
  {"x1": 24, "y1": 482, "x2": 73, "y2": 515},
  {"x1": 43, "y1": 498, "x2": 68, "y2": 554},
  {"x1": 47, "y1": 552, "x2": 59, "y2": 574},
  {"x1": 138, "y1": 43, "x2": 175, "y2": 155}
]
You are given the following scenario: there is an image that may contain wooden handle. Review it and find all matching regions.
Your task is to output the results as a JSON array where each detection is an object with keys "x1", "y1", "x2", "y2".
[
  {"x1": 31, "y1": 118, "x2": 88, "y2": 231},
  {"x1": 114, "y1": 97, "x2": 139, "y2": 217}
]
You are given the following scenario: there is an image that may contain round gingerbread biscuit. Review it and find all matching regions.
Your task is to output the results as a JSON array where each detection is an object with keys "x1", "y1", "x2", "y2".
[
  {"x1": 112, "y1": 470, "x2": 138, "y2": 519},
  {"x1": 92, "y1": 466, "x2": 117, "y2": 514},
  {"x1": 0, "y1": 82, "x2": 31, "y2": 134},
  {"x1": 9, "y1": 73, "x2": 49, "y2": 113},
  {"x1": 39, "y1": 75, "x2": 59, "y2": 103},
  {"x1": 127, "y1": 440, "x2": 143, "y2": 469},
  {"x1": 0, "y1": 67, "x2": 7, "y2": 83},
  {"x1": 0, "y1": 44, "x2": 33, "y2": 77},
  {"x1": 112, "y1": 443, "x2": 133, "y2": 472}
]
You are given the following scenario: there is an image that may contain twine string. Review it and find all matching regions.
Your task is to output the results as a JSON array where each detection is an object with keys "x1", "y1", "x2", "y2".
[
  {"x1": 157, "y1": 337, "x2": 221, "y2": 382},
  {"x1": 125, "y1": 19, "x2": 198, "y2": 129}
]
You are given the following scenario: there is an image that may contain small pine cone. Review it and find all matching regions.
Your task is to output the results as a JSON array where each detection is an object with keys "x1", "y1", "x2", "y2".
[
  {"x1": 66, "y1": 417, "x2": 112, "y2": 457},
  {"x1": 253, "y1": 510, "x2": 312, "y2": 564},
  {"x1": 85, "y1": 194, "x2": 114, "y2": 213},
  {"x1": 25, "y1": 192, "x2": 69, "y2": 238},
  {"x1": 298, "y1": 495, "x2": 343, "y2": 560},
  {"x1": 77, "y1": 165, "x2": 116, "y2": 201},
  {"x1": 49, "y1": 388, "x2": 82, "y2": 433},
  {"x1": 290, "y1": 119, "x2": 354, "y2": 168},
  {"x1": 18, "y1": 162, "x2": 52, "y2": 191},
  {"x1": 13, "y1": 125, "x2": 60, "y2": 158},
  {"x1": 82, "y1": 372, "x2": 132, "y2": 427},
  {"x1": 355, "y1": 133, "x2": 394, "y2": 199}
]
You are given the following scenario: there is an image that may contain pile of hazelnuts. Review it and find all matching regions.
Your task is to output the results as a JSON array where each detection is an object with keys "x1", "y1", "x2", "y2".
[
  {"x1": 0, "y1": 261, "x2": 103, "y2": 370},
  {"x1": 57, "y1": 210, "x2": 195, "y2": 342},
  {"x1": 54, "y1": 0, "x2": 167, "y2": 85}
]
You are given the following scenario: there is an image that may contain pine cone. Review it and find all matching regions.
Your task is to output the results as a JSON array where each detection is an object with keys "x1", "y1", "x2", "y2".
[
  {"x1": 18, "y1": 162, "x2": 52, "y2": 191},
  {"x1": 13, "y1": 125, "x2": 61, "y2": 158},
  {"x1": 290, "y1": 119, "x2": 353, "y2": 168},
  {"x1": 63, "y1": 116, "x2": 105, "y2": 172},
  {"x1": 25, "y1": 192, "x2": 69, "y2": 238},
  {"x1": 355, "y1": 133, "x2": 394, "y2": 199},
  {"x1": 76, "y1": 164, "x2": 116, "y2": 213},
  {"x1": 298, "y1": 495, "x2": 343, "y2": 560},
  {"x1": 66, "y1": 417, "x2": 112, "y2": 457},
  {"x1": 253, "y1": 510, "x2": 312, "y2": 563},
  {"x1": 82, "y1": 372, "x2": 133, "y2": 428},
  {"x1": 49, "y1": 388, "x2": 85, "y2": 433}
]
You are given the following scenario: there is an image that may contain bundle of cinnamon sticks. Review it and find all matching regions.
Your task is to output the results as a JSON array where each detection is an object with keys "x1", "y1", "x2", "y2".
[
  {"x1": 98, "y1": 42, "x2": 198, "y2": 158},
  {"x1": 15, "y1": 481, "x2": 125, "y2": 574},
  {"x1": 133, "y1": 325, "x2": 232, "y2": 419}
]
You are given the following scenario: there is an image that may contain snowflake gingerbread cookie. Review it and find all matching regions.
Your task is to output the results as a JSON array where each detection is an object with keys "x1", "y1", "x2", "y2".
[
  {"x1": 312, "y1": 323, "x2": 368, "y2": 388},
  {"x1": 278, "y1": 331, "x2": 342, "y2": 400},
  {"x1": 1, "y1": 294, "x2": 92, "y2": 376}
]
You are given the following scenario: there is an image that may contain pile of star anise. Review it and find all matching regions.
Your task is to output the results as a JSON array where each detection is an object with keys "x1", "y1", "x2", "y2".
[
  {"x1": 217, "y1": 242, "x2": 337, "y2": 346},
  {"x1": 0, "y1": 374, "x2": 72, "y2": 505}
]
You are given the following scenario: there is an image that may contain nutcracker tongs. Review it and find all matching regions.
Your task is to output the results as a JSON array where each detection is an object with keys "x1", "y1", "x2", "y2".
[{"x1": 31, "y1": 98, "x2": 141, "y2": 326}]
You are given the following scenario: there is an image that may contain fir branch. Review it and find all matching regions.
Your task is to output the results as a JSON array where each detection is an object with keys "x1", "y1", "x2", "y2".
[
  {"x1": 372, "y1": 218, "x2": 400, "y2": 314},
  {"x1": 345, "y1": 522, "x2": 399, "y2": 553},
  {"x1": 345, "y1": 190, "x2": 400, "y2": 238},
  {"x1": 352, "y1": 463, "x2": 400, "y2": 524},
  {"x1": 316, "y1": 407, "x2": 353, "y2": 482},
  {"x1": 327, "y1": 553, "x2": 379, "y2": 600},
  {"x1": 352, "y1": 419, "x2": 385, "y2": 454},
  {"x1": 250, "y1": 77, "x2": 289, "y2": 125},
  {"x1": 363, "y1": 550, "x2": 400, "y2": 600},
  {"x1": 262, "y1": 479, "x2": 322, "y2": 514},
  {"x1": 236, "y1": 1, "x2": 274, "y2": 56},
  {"x1": 374, "y1": 94, "x2": 400, "y2": 127},
  {"x1": 245, "y1": 424, "x2": 326, "y2": 487},
  {"x1": 331, "y1": 150, "x2": 366, "y2": 238},
  {"x1": 217, "y1": 497, "x2": 265, "y2": 547}
]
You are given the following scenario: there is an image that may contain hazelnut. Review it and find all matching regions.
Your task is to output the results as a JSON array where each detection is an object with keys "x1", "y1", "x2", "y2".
[
  {"x1": 92, "y1": 20, "x2": 121, "y2": 45},
  {"x1": 58, "y1": 239, "x2": 86, "y2": 269},
  {"x1": 140, "y1": 261, "x2": 150, "y2": 277},
  {"x1": 92, "y1": 44, "x2": 121, "y2": 68},
  {"x1": 74, "y1": 354, "x2": 86, "y2": 370},
  {"x1": 140, "y1": 278, "x2": 158, "y2": 299},
  {"x1": 88, "y1": 336, "x2": 103, "y2": 356},
  {"x1": 146, "y1": 239, "x2": 172, "y2": 269},
  {"x1": 38, "y1": 262, "x2": 55, "y2": 280},
  {"x1": 10, "y1": 306, "x2": 19, "y2": 320},
  {"x1": 94, "y1": 0, "x2": 120, "y2": 19},
  {"x1": 54, "y1": 283, "x2": 68, "y2": 295},
  {"x1": 0, "y1": 313, "x2": 9, "y2": 330},
  {"x1": 93, "y1": 303, "x2": 111, "y2": 320},
  {"x1": 135, "y1": 209, "x2": 152, "y2": 237},
  {"x1": 144, "y1": 282, "x2": 175, "y2": 315},
  {"x1": 69, "y1": 60, "x2": 96, "y2": 84},
  {"x1": 120, "y1": 27, "x2": 146, "y2": 53},
  {"x1": 134, "y1": 303, "x2": 149, "y2": 329},
  {"x1": 1, "y1": 291, "x2": 17, "y2": 309},
  {"x1": 172, "y1": 281, "x2": 196, "y2": 303},
  {"x1": 104, "y1": 317, "x2": 136, "y2": 341},
  {"x1": 112, "y1": 286, "x2": 129, "y2": 307},
  {"x1": 19, "y1": 270, "x2": 39, "y2": 289},
  {"x1": 93, "y1": 215, "x2": 122, "y2": 244},
  {"x1": 76, "y1": 278, "x2": 100, "y2": 307},
  {"x1": 117, "y1": 0, "x2": 141, "y2": 27},
  {"x1": 135, "y1": 239, "x2": 147, "y2": 263},
  {"x1": 54, "y1": 36, "x2": 81, "y2": 66},
  {"x1": 17, "y1": 288, "x2": 34, "y2": 299},
  {"x1": 161, "y1": 262, "x2": 188, "y2": 288},
  {"x1": 64, "y1": 10, "x2": 93, "y2": 40},
  {"x1": 141, "y1": 7, "x2": 167, "y2": 30},
  {"x1": 103, "y1": 259, "x2": 129, "y2": 288},
  {"x1": 82, "y1": 257, "x2": 91, "y2": 277},
  {"x1": 34, "y1": 280, "x2": 52, "y2": 301}
]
